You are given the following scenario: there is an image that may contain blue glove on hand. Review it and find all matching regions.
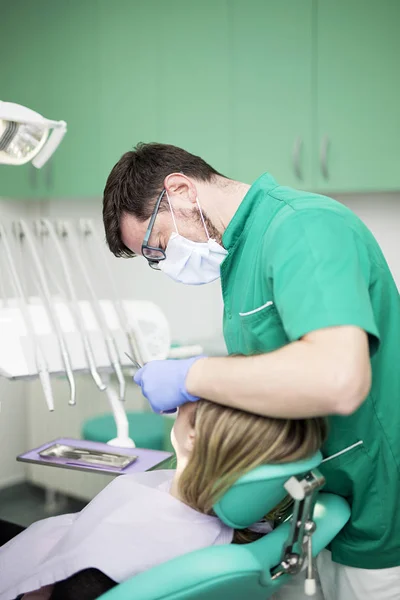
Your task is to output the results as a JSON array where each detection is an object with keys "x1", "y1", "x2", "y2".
[{"x1": 133, "y1": 356, "x2": 205, "y2": 414}]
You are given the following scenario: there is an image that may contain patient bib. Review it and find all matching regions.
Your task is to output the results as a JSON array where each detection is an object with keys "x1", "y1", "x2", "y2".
[{"x1": 0, "y1": 470, "x2": 233, "y2": 600}]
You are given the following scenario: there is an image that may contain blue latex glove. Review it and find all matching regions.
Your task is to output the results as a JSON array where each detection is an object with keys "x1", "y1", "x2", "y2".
[{"x1": 133, "y1": 356, "x2": 205, "y2": 414}]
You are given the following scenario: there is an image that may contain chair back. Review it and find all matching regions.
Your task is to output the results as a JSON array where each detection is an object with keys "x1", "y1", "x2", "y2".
[{"x1": 214, "y1": 452, "x2": 322, "y2": 528}]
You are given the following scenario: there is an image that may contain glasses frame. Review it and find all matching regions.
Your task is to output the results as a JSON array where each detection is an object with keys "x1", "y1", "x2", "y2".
[{"x1": 141, "y1": 188, "x2": 167, "y2": 268}]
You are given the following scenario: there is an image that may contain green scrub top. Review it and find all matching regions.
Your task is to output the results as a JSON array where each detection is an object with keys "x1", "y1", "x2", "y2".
[{"x1": 221, "y1": 173, "x2": 400, "y2": 569}]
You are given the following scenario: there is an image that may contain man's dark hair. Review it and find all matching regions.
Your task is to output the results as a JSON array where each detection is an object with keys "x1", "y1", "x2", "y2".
[{"x1": 103, "y1": 142, "x2": 224, "y2": 257}]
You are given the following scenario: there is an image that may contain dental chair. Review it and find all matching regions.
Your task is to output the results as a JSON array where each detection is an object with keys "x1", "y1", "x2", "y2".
[{"x1": 100, "y1": 452, "x2": 350, "y2": 600}]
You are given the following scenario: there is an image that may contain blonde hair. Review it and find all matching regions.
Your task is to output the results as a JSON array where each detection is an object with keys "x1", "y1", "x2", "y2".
[{"x1": 178, "y1": 401, "x2": 327, "y2": 543}]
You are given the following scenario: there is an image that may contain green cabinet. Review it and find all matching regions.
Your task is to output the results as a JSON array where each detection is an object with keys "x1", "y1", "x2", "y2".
[
  {"x1": 230, "y1": 0, "x2": 314, "y2": 188},
  {"x1": 99, "y1": 0, "x2": 314, "y2": 187},
  {"x1": 0, "y1": 0, "x2": 49, "y2": 199},
  {"x1": 315, "y1": 0, "x2": 400, "y2": 192},
  {"x1": 152, "y1": 0, "x2": 232, "y2": 177},
  {"x1": 39, "y1": 0, "x2": 102, "y2": 198},
  {"x1": 0, "y1": 0, "x2": 102, "y2": 199},
  {"x1": 97, "y1": 0, "x2": 160, "y2": 181},
  {"x1": 98, "y1": 0, "x2": 232, "y2": 179},
  {"x1": 1, "y1": 0, "x2": 400, "y2": 198}
]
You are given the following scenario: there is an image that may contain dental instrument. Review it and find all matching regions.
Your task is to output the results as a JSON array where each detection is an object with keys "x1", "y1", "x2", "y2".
[
  {"x1": 57, "y1": 220, "x2": 126, "y2": 401},
  {"x1": 124, "y1": 352, "x2": 142, "y2": 370},
  {"x1": 0, "y1": 223, "x2": 55, "y2": 410},
  {"x1": 15, "y1": 219, "x2": 76, "y2": 405},
  {"x1": 78, "y1": 219, "x2": 175, "y2": 365},
  {"x1": 37, "y1": 218, "x2": 107, "y2": 392},
  {"x1": 79, "y1": 218, "x2": 144, "y2": 367},
  {"x1": 38, "y1": 443, "x2": 138, "y2": 469},
  {"x1": 17, "y1": 438, "x2": 172, "y2": 475}
]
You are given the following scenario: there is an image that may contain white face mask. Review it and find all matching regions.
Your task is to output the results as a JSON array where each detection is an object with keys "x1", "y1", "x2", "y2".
[{"x1": 160, "y1": 192, "x2": 228, "y2": 285}]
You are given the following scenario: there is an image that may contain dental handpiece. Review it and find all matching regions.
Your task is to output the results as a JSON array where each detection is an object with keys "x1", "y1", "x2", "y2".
[
  {"x1": 59, "y1": 221, "x2": 126, "y2": 401},
  {"x1": 80, "y1": 219, "x2": 144, "y2": 367},
  {"x1": 0, "y1": 224, "x2": 55, "y2": 411},
  {"x1": 40, "y1": 219, "x2": 107, "y2": 392},
  {"x1": 18, "y1": 219, "x2": 76, "y2": 406}
]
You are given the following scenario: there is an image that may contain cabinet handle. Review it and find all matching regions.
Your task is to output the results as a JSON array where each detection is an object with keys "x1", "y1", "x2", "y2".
[
  {"x1": 292, "y1": 136, "x2": 303, "y2": 180},
  {"x1": 320, "y1": 135, "x2": 330, "y2": 180}
]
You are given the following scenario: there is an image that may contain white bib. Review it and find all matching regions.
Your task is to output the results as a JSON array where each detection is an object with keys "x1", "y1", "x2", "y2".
[{"x1": 0, "y1": 470, "x2": 233, "y2": 600}]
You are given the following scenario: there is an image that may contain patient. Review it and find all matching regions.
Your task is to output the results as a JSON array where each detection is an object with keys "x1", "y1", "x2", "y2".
[{"x1": 0, "y1": 401, "x2": 326, "y2": 600}]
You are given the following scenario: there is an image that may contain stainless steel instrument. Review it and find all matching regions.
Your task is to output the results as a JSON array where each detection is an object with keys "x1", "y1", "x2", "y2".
[{"x1": 39, "y1": 443, "x2": 137, "y2": 469}]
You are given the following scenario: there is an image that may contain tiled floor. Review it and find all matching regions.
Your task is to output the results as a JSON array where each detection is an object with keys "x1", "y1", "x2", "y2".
[{"x1": 0, "y1": 482, "x2": 86, "y2": 527}]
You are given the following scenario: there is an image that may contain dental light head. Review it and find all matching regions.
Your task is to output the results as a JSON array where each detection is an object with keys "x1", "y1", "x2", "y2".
[{"x1": 0, "y1": 101, "x2": 67, "y2": 168}]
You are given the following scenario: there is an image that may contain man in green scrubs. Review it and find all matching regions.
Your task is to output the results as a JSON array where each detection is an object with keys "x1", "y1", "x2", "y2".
[{"x1": 103, "y1": 143, "x2": 400, "y2": 599}]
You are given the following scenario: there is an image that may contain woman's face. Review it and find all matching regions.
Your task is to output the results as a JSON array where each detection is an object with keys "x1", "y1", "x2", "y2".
[{"x1": 171, "y1": 403, "x2": 197, "y2": 463}]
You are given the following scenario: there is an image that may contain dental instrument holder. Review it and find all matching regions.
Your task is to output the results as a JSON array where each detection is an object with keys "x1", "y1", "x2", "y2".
[
  {"x1": 35, "y1": 220, "x2": 133, "y2": 446},
  {"x1": 44, "y1": 219, "x2": 137, "y2": 446},
  {"x1": 1, "y1": 217, "x2": 199, "y2": 438},
  {"x1": 271, "y1": 468, "x2": 325, "y2": 596}
]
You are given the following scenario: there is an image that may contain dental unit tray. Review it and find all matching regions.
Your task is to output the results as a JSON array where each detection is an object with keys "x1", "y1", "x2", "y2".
[{"x1": 17, "y1": 438, "x2": 173, "y2": 475}]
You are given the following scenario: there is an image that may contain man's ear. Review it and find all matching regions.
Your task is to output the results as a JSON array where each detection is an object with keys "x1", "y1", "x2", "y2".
[{"x1": 164, "y1": 173, "x2": 197, "y2": 204}]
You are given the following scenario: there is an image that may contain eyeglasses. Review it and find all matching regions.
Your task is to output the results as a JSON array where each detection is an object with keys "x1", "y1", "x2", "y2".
[{"x1": 141, "y1": 189, "x2": 167, "y2": 269}]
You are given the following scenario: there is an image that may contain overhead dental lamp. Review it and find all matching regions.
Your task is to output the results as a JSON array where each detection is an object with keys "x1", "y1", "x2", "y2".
[{"x1": 0, "y1": 101, "x2": 67, "y2": 168}]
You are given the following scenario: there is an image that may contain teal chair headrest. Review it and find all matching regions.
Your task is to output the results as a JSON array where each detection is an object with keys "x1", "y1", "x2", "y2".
[{"x1": 213, "y1": 451, "x2": 322, "y2": 529}]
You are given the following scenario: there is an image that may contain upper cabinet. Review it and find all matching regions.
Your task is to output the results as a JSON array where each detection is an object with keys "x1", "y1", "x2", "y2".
[
  {"x1": 1, "y1": 0, "x2": 399, "y2": 198},
  {"x1": 98, "y1": 0, "x2": 232, "y2": 180},
  {"x1": 230, "y1": 0, "x2": 314, "y2": 188},
  {"x1": 0, "y1": 0, "x2": 52, "y2": 199},
  {"x1": 97, "y1": 0, "x2": 161, "y2": 182},
  {"x1": 153, "y1": 0, "x2": 233, "y2": 177},
  {"x1": 315, "y1": 0, "x2": 400, "y2": 192},
  {"x1": 0, "y1": 0, "x2": 102, "y2": 199},
  {"x1": 40, "y1": 0, "x2": 103, "y2": 198}
]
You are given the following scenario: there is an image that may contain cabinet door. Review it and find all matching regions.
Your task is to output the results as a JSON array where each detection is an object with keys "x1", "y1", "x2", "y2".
[
  {"x1": 230, "y1": 0, "x2": 314, "y2": 188},
  {"x1": 99, "y1": 0, "x2": 232, "y2": 180},
  {"x1": 152, "y1": 0, "x2": 232, "y2": 176},
  {"x1": 0, "y1": 0, "x2": 47, "y2": 199},
  {"x1": 37, "y1": 0, "x2": 102, "y2": 198},
  {"x1": 316, "y1": 0, "x2": 400, "y2": 192},
  {"x1": 0, "y1": 0, "x2": 102, "y2": 199},
  {"x1": 97, "y1": 0, "x2": 161, "y2": 179}
]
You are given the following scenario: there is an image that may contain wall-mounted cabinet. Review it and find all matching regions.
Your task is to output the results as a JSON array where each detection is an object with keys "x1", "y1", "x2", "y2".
[
  {"x1": 1, "y1": 0, "x2": 399, "y2": 199},
  {"x1": 315, "y1": 0, "x2": 400, "y2": 192},
  {"x1": 98, "y1": 0, "x2": 233, "y2": 180},
  {"x1": 0, "y1": 0, "x2": 102, "y2": 199},
  {"x1": 230, "y1": 0, "x2": 315, "y2": 189}
]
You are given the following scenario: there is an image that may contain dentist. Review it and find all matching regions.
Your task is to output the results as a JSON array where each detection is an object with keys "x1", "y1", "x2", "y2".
[{"x1": 103, "y1": 142, "x2": 400, "y2": 600}]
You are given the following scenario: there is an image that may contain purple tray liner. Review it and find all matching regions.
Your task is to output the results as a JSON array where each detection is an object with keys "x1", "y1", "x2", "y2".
[{"x1": 17, "y1": 438, "x2": 173, "y2": 475}]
